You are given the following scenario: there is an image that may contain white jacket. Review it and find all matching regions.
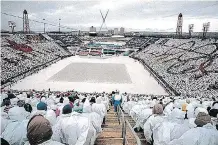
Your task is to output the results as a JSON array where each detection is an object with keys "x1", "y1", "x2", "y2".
[
  {"x1": 169, "y1": 123, "x2": 218, "y2": 145},
  {"x1": 91, "y1": 103, "x2": 106, "y2": 119},
  {"x1": 52, "y1": 112, "x2": 90, "y2": 145},
  {"x1": 83, "y1": 99, "x2": 92, "y2": 113},
  {"x1": 80, "y1": 112, "x2": 103, "y2": 145},
  {"x1": 152, "y1": 121, "x2": 190, "y2": 145},
  {"x1": 2, "y1": 120, "x2": 29, "y2": 145},
  {"x1": 143, "y1": 115, "x2": 165, "y2": 143}
]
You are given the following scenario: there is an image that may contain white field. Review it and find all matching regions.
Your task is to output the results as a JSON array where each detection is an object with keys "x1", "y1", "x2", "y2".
[{"x1": 11, "y1": 56, "x2": 168, "y2": 95}]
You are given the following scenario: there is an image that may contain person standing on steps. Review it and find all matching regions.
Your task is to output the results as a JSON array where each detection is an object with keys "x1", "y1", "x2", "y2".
[{"x1": 112, "y1": 91, "x2": 122, "y2": 112}]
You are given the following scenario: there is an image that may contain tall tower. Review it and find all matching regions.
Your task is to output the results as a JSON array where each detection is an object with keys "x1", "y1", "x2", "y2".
[
  {"x1": 202, "y1": 22, "x2": 210, "y2": 39},
  {"x1": 188, "y1": 24, "x2": 194, "y2": 37},
  {"x1": 8, "y1": 21, "x2": 16, "y2": 33},
  {"x1": 23, "y1": 10, "x2": 30, "y2": 33},
  {"x1": 176, "y1": 13, "x2": 183, "y2": 37}
]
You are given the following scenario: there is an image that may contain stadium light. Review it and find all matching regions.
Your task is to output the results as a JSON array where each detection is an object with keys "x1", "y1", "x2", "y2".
[
  {"x1": 59, "y1": 18, "x2": 61, "y2": 33},
  {"x1": 43, "y1": 18, "x2": 46, "y2": 33}
]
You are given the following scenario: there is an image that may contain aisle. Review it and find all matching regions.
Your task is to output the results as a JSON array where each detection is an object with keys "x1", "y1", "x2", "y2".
[{"x1": 95, "y1": 106, "x2": 137, "y2": 145}]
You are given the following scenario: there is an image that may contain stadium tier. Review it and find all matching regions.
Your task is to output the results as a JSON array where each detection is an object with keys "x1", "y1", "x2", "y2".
[
  {"x1": 1, "y1": 34, "x2": 70, "y2": 87},
  {"x1": 132, "y1": 38, "x2": 218, "y2": 98}
]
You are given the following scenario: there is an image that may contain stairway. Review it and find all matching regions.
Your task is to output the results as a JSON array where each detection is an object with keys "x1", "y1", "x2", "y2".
[{"x1": 95, "y1": 106, "x2": 138, "y2": 145}]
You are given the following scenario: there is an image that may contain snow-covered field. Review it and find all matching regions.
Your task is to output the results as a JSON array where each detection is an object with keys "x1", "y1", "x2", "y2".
[{"x1": 11, "y1": 56, "x2": 168, "y2": 95}]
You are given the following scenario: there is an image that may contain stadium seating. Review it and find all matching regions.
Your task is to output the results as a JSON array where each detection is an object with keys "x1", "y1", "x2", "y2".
[
  {"x1": 1, "y1": 34, "x2": 70, "y2": 87},
  {"x1": 132, "y1": 38, "x2": 218, "y2": 98},
  {"x1": 48, "y1": 33, "x2": 82, "y2": 54}
]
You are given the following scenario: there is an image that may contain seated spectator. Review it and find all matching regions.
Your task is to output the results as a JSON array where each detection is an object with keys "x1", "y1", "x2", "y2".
[
  {"x1": 169, "y1": 112, "x2": 218, "y2": 145},
  {"x1": 3, "y1": 99, "x2": 13, "y2": 114},
  {"x1": 2, "y1": 106, "x2": 29, "y2": 145},
  {"x1": 91, "y1": 97, "x2": 107, "y2": 125},
  {"x1": 143, "y1": 104, "x2": 165, "y2": 144},
  {"x1": 25, "y1": 115, "x2": 63, "y2": 145},
  {"x1": 52, "y1": 104, "x2": 90, "y2": 145}
]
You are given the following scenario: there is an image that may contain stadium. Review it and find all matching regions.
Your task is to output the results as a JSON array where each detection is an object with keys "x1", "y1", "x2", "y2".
[{"x1": 1, "y1": 1, "x2": 218, "y2": 145}]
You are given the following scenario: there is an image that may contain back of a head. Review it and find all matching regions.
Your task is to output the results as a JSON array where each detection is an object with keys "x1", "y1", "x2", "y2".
[
  {"x1": 17, "y1": 100, "x2": 25, "y2": 107},
  {"x1": 59, "y1": 97, "x2": 64, "y2": 103},
  {"x1": 153, "y1": 104, "x2": 163, "y2": 115},
  {"x1": 27, "y1": 115, "x2": 52, "y2": 145},
  {"x1": 4, "y1": 99, "x2": 11, "y2": 106},
  {"x1": 62, "y1": 104, "x2": 72, "y2": 114},
  {"x1": 37, "y1": 102, "x2": 47, "y2": 111},
  {"x1": 82, "y1": 98, "x2": 86, "y2": 103},
  {"x1": 24, "y1": 103, "x2": 33, "y2": 113},
  {"x1": 90, "y1": 97, "x2": 96, "y2": 103},
  {"x1": 195, "y1": 112, "x2": 211, "y2": 127}
]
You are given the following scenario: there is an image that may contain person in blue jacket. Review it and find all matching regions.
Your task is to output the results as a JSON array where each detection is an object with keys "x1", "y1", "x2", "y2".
[{"x1": 112, "y1": 91, "x2": 122, "y2": 112}]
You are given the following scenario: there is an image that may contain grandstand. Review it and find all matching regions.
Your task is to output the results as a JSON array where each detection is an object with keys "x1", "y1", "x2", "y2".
[
  {"x1": 132, "y1": 38, "x2": 218, "y2": 98},
  {"x1": 1, "y1": 34, "x2": 70, "y2": 88}
]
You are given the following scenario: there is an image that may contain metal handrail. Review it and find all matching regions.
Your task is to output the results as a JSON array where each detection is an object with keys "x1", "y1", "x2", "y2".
[
  {"x1": 125, "y1": 119, "x2": 142, "y2": 145},
  {"x1": 117, "y1": 106, "x2": 141, "y2": 145}
]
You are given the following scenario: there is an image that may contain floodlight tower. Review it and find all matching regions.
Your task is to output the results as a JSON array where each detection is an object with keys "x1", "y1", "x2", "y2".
[
  {"x1": 23, "y1": 9, "x2": 30, "y2": 33},
  {"x1": 59, "y1": 18, "x2": 61, "y2": 33},
  {"x1": 188, "y1": 24, "x2": 194, "y2": 37},
  {"x1": 8, "y1": 21, "x2": 16, "y2": 33},
  {"x1": 176, "y1": 13, "x2": 183, "y2": 37},
  {"x1": 202, "y1": 22, "x2": 210, "y2": 39},
  {"x1": 43, "y1": 19, "x2": 46, "y2": 33}
]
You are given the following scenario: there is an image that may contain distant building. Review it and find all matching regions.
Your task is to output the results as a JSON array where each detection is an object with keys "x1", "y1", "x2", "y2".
[
  {"x1": 89, "y1": 26, "x2": 97, "y2": 36},
  {"x1": 108, "y1": 29, "x2": 114, "y2": 35},
  {"x1": 114, "y1": 28, "x2": 119, "y2": 35},
  {"x1": 120, "y1": 27, "x2": 125, "y2": 35},
  {"x1": 90, "y1": 26, "x2": 96, "y2": 32}
]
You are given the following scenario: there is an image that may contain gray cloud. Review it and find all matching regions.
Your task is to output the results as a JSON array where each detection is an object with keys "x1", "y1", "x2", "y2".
[{"x1": 1, "y1": 1, "x2": 218, "y2": 32}]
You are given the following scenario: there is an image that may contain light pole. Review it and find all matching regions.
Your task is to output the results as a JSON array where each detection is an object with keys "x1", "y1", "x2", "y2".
[
  {"x1": 43, "y1": 19, "x2": 45, "y2": 33},
  {"x1": 59, "y1": 18, "x2": 61, "y2": 33}
]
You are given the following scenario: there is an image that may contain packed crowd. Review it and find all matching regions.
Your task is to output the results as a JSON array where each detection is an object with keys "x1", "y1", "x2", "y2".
[
  {"x1": 1, "y1": 34, "x2": 70, "y2": 87},
  {"x1": 1, "y1": 90, "x2": 111, "y2": 145},
  {"x1": 1, "y1": 89, "x2": 218, "y2": 145},
  {"x1": 122, "y1": 94, "x2": 218, "y2": 145},
  {"x1": 48, "y1": 34, "x2": 82, "y2": 55},
  {"x1": 125, "y1": 37, "x2": 151, "y2": 49},
  {"x1": 132, "y1": 38, "x2": 218, "y2": 98},
  {"x1": 48, "y1": 34, "x2": 82, "y2": 48}
]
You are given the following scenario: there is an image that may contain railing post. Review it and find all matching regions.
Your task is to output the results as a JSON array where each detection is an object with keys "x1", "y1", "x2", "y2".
[
  {"x1": 117, "y1": 106, "x2": 120, "y2": 124},
  {"x1": 122, "y1": 114, "x2": 124, "y2": 138},
  {"x1": 123, "y1": 120, "x2": 126, "y2": 145}
]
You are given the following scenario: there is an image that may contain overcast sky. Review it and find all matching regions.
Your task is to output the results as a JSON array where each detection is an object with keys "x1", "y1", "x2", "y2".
[{"x1": 1, "y1": 0, "x2": 218, "y2": 32}]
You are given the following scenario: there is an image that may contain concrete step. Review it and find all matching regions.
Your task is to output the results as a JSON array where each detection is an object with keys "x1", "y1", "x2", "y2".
[
  {"x1": 106, "y1": 119, "x2": 119, "y2": 122},
  {"x1": 98, "y1": 131, "x2": 122, "y2": 138},
  {"x1": 102, "y1": 128, "x2": 122, "y2": 132},
  {"x1": 95, "y1": 138, "x2": 138, "y2": 145},
  {"x1": 101, "y1": 124, "x2": 121, "y2": 129},
  {"x1": 95, "y1": 138, "x2": 123, "y2": 145},
  {"x1": 104, "y1": 122, "x2": 120, "y2": 126},
  {"x1": 102, "y1": 125, "x2": 122, "y2": 130}
]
